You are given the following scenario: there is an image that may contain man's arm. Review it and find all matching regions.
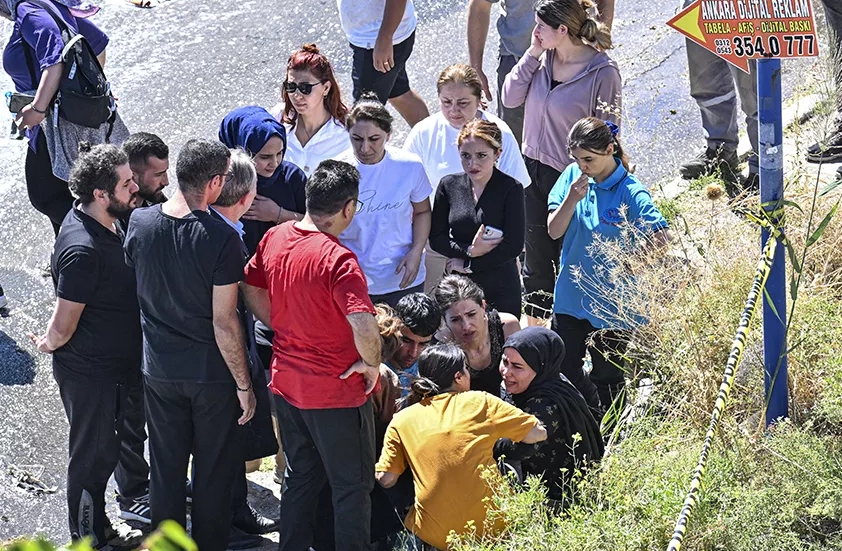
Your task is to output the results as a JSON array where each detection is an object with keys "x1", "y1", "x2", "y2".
[
  {"x1": 597, "y1": 0, "x2": 614, "y2": 31},
  {"x1": 466, "y1": 0, "x2": 494, "y2": 100},
  {"x1": 340, "y1": 312, "x2": 383, "y2": 393},
  {"x1": 373, "y1": 0, "x2": 409, "y2": 72},
  {"x1": 28, "y1": 298, "x2": 85, "y2": 353},
  {"x1": 213, "y1": 283, "x2": 256, "y2": 424},
  {"x1": 346, "y1": 312, "x2": 382, "y2": 367},
  {"x1": 241, "y1": 282, "x2": 272, "y2": 327}
]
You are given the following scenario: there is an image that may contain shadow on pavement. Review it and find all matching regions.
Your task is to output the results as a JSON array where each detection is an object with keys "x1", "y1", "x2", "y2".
[{"x1": 0, "y1": 331, "x2": 36, "y2": 386}]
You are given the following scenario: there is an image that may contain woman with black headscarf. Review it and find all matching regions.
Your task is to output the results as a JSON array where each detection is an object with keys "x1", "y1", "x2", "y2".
[{"x1": 497, "y1": 326, "x2": 603, "y2": 502}]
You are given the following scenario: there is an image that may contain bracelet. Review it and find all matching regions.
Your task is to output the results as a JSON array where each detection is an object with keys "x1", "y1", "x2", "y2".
[
  {"x1": 29, "y1": 103, "x2": 47, "y2": 115},
  {"x1": 276, "y1": 206, "x2": 283, "y2": 225},
  {"x1": 466, "y1": 245, "x2": 474, "y2": 258},
  {"x1": 236, "y1": 382, "x2": 253, "y2": 392}
]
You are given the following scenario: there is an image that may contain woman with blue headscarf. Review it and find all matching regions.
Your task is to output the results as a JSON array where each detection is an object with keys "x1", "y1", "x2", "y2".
[
  {"x1": 219, "y1": 105, "x2": 307, "y2": 257},
  {"x1": 219, "y1": 105, "x2": 307, "y2": 484}
]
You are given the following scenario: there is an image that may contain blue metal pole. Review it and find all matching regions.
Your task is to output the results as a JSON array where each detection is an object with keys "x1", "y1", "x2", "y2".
[{"x1": 757, "y1": 58, "x2": 788, "y2": 425}]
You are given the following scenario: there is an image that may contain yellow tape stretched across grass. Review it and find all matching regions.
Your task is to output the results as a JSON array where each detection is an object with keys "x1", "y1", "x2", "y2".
[{"x1": 666, "y1": 211, "x2": 782, "y2": 551}]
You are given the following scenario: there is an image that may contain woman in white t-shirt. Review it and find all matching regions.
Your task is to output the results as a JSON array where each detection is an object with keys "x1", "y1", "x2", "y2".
[
  {"x1": 404, "y1": 64, "x2": 530, "y2": 292},
  {"x1": 338, "y1": 94, "x2": 433, "y2": 307},
  {"x1": 270, "y1": 44, "x2": 350, "y2": 176}
]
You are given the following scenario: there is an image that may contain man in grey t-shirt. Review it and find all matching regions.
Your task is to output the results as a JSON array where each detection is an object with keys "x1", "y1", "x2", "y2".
[{"x1": 467, "y1": 0, "x2": 614, "y2": 145}]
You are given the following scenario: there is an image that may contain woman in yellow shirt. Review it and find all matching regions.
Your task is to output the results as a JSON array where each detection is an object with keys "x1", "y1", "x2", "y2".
[{"x1": 376, "y1": 344, "x2": 547, "y2": 549}]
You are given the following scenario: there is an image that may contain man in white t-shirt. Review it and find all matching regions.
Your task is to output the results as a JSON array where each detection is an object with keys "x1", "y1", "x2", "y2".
[{"x1": 337, "y1": 0, "x2": 430, "y2": 127}]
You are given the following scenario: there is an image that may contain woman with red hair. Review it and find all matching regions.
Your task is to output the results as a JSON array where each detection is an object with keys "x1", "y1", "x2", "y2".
[{"x1": 271, "y1": 44, "x2": 350, "y2": 176}]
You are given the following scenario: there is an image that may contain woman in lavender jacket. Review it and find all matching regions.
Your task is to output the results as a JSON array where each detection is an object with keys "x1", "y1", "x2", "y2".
[{"x1": 502, "y1": 0, "x2": 621, "y2": 324}]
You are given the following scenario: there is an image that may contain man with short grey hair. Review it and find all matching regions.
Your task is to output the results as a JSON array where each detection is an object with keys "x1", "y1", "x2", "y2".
[{"x1": 210, "y1": 149, "x2": 282, "y2": 547}]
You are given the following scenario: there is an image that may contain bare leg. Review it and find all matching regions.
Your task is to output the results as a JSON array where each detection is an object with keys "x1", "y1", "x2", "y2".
[{"x1": 388, "y1": 89, "x2": 429, "y2": 127}]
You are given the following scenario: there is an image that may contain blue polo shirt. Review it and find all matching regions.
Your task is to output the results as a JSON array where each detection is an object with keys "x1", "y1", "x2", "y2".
[{"x1": 548, "y1": 159, "x2": 668, "y2": 329}]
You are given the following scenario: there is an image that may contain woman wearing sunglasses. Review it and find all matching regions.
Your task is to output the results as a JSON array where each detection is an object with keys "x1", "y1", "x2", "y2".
[
  {"x1": 271, "y1": 44, "x2": 349, "y2": 177},
  {"x1": 337, "y1": 94, "x2": 432, "y2": 308}
]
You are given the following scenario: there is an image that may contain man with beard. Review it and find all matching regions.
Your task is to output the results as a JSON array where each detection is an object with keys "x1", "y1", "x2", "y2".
[
  {"x1": 29, "y1": 143, "x2": 144, "y2": 549},
  {"x1": 123, "y1": 132, "x2": 170, "y2": 206}
]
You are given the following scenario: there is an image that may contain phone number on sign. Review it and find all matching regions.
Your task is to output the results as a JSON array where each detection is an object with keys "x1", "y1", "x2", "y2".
[{"x1": 713, "y1": 34, "x2": 815, "y2": 57}]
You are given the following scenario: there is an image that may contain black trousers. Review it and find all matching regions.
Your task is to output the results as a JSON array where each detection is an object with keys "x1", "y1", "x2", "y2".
[
  {"x1": 274, "y1": 394, "x2": 375, "y2": 551},
  {"x1": 369, "y1": 283, "x2": 424, "y2": 309},
  {"x1": 25, "y1": 131, "x2": 73, "y2": 236},
  {"x1": 144, "y1": 378, "x2": 239, "y2": 551},
  {"x1": 54, "y1": 368, "x2": 134, "y2": 546},
  {"x1": 114, "y1": 375, "x2": 149, "y2": 501},
  {"x1": 522, "y1": 158, "x2": 563, "y2": 319},
  {"x1": 470, "y1": 259, "x2": 522, "y2": 318},
  {"x1": 552, "y1": 313, "x2": 629, "y2": 414}
]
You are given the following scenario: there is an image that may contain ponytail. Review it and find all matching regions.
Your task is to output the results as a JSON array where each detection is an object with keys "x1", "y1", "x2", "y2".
[
  {"x1": 578, "y1": 16, "x2": 613, "y2": 50},
  {"x1": 407, "y1": 377, "x2": 441, "y2": 406},
  {"x1": 405, "y1": 344, "x2": 468, "y2": 405}
]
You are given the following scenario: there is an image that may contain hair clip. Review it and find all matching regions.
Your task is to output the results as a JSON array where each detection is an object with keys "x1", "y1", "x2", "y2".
[{"x1": 604, "y1": 120, "x2": 620, "y2": 137}]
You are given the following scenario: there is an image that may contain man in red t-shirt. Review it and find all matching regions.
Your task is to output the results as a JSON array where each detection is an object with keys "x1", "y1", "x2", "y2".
[{"x1": 243, "y1": 160, "x2": 381, "y2": 551}]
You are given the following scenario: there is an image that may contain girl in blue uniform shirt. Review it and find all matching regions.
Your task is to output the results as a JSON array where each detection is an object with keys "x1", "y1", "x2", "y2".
[{"x1": 547, "y1": 117, "x2": 669, "y2": 416}]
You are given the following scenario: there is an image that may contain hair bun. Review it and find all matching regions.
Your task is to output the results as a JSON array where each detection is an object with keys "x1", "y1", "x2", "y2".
[
  {"x1": 358, "y1": 91, "x2": 383, "y2": 104},
  {"x1": 301, "y1": 43, "x2": 321, "y2": 54},
  {"x1": 579, "y1": 18, "x2": 599, "y2": 42}
]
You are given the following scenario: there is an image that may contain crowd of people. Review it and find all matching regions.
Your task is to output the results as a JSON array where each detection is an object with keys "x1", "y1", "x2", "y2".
[{"x1": 5, "y1": 0, "x2": 822, "y2": 548}]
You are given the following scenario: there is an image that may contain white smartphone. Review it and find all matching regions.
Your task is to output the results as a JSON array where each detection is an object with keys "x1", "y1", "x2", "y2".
[{"x1": 482, "y1": 225, "x2": 504, "y2": 240}]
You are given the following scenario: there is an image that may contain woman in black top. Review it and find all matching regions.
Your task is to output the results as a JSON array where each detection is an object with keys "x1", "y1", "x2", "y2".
[
  {"x1": 496, "y1": 327, "x2": 603, "y2": 503},
  {"x1": 429, "y1": 119, "x2": 526, "y2": 317},
  {"x1": 432, "y1": 275, "x2": 521, "y2": 396}
]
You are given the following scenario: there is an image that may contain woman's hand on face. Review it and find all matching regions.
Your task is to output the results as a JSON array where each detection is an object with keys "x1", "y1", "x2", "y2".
[
  {"x1": 445, "y1": 257, "x2": 472, "y2": 274},
  {"x1": 564, "y1": 174, "x2": 589, "y2": 205},
  {"x1": 528, "y1": 26, "x2": 546, "y2": 59},
  {"x1": 15, "y1": 104, "x2": 46, "y2": 131},
  {"x1": 396, "y1": 247, "x2": 424, "y2": 288},
  {"x1": 469, "y1": 224, "x2": 503, "y2": 257},
  {"x1": 242, "y1": 195, "x2": 281, "y2": 223}
]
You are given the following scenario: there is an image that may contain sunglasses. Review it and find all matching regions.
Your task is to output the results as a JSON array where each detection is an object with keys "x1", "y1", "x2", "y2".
[{"x1": 283, "y1": 80, "x2": 326, "y2": 96}]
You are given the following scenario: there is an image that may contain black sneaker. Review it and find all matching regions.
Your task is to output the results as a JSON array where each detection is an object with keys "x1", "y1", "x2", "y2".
[
  {"x1": 743, "y1": 171, "x2": 760, "y2": 194},
  {"x1": 679, "y1": 146, "x2": 740, "y2": 181},
  {"x1": 806, "y1": 130, "x2": 842, "y2": 163},
  {"x1": 118, "y1": 494, "x2": 151, "y2": 524},
  {"x1": 103, "y1": 523, "x2": 145, "y2": 549},
  {"x1": 231, "y1": 502, "x2": 281, "y2": 535}
]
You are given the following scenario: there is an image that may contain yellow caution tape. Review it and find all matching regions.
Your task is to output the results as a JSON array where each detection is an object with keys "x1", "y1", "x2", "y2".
[{"x1": 666, "y1": 215, "x2": 779, "y2": 551}]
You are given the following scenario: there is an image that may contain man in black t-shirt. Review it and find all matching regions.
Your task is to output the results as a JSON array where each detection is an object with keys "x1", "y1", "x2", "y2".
[
  {"x1": 124, "y1": 139, "x2": 256, "y2": 551},
  {"x1": 29, "y1": 144, "x2": 144, "y2": 549}
]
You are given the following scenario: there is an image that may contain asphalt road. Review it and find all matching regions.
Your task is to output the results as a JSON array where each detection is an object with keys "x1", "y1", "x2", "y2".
[{"x1": 0, "y1": 0, "x2": 818, "y2": 546}]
